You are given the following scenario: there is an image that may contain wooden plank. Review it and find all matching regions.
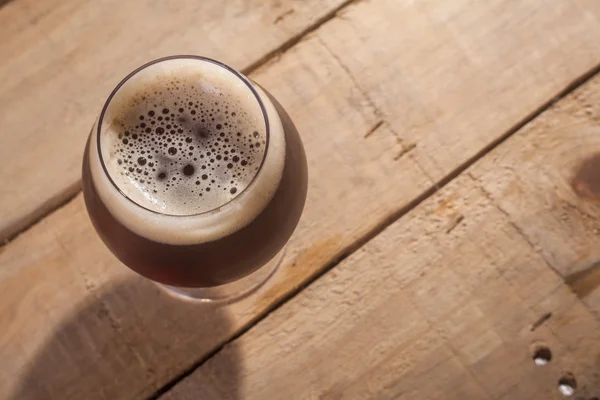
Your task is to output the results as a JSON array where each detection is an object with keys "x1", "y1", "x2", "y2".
[
  {"x1": 316, "y1": 0, "x2": 600, "y2": 179},
  {"x1": 3, "y1": 0, "x2": 600, "y2": 398},
  {"x1": 0, "y1": 0, "x2": 348, "y2": 241},
  {"x1": 165, "y1": 167, "x2": 600, "y2": 398},
  {"x1": 468, "y1": 73, "x2": 600, "y2": 317}
]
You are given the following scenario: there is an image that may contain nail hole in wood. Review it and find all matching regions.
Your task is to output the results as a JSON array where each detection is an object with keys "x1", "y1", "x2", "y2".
[
  {"x1": 558, "y1": 374, "x2": 577, "y2": 397},
  {"x1": 532, "y1": 346, "x2": 552, "y2": 366}
]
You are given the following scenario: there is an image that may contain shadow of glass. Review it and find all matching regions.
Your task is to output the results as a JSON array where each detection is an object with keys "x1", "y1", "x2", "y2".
[{"x1": 9, "y1": 276, "x2": 241, "y2": 400}]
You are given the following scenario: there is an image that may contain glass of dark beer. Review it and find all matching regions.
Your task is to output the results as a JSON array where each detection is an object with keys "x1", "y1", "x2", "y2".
[{"x1": 82, "y1": 56, "x2": 308, "y2": 303}]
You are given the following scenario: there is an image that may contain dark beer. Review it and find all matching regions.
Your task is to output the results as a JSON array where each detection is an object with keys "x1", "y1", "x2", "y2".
[{"x1": 82, "y1": 56, "x2": 308, "y2": 288}]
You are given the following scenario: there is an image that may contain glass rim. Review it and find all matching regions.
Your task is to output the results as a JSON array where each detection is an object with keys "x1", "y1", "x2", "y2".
[{"x1": 96, "y1": 55, "x2": 271, "y2": 217}]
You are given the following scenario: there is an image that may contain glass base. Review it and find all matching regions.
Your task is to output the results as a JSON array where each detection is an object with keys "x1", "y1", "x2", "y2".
[{"x1": 158, "y1": 247, "x2": 285, "y2": 304}]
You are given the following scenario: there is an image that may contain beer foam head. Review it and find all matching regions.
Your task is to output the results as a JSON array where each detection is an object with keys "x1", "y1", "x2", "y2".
[{"x1": 99, "y1": 58, "x2": 267, "y2": 215}]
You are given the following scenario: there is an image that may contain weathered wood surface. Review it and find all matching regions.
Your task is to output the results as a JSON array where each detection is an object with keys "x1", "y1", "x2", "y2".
[
  {"x1": 2, "y1": 0, "x2": 600, "y2": 399},
  {"x1": 167, "y1": 76, "x2": 600, "y2": 398}
]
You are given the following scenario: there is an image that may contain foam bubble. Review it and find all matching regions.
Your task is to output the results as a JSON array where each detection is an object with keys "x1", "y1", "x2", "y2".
[
  {"x1": 90, "y1": 58, "x2": 286, "y2": 246},
  {"x1": 100, "y1": 63, "x2": 267, "y2": 215}
]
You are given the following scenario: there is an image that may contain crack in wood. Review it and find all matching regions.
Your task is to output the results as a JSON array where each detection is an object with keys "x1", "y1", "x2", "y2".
[
  {"x1": 393, "y1": 143, "x2": 417, "y2": 161},
  {"x1": 467, "y1": 172, "x2": 565, "y2": 285},
  {"x1": 316, "y1": 35, "x2": 384, "y2": 120},
  {"x1": 363, "y1": 120, "x2": 385, "y2": 138},
  {"x1": 274, "y1": 9, "x2": 295, "y2": 24},
  {"x1": 445, "y1": 213, "x2": 464, "y2": 234},
  {"x1": 530, "y1": 312, "x2": 552, "y2": 331}
]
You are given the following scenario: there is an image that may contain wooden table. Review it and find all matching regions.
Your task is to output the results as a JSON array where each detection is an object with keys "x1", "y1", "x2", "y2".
[{"x1": 2, "y1": 0, "x2": 600, "y2": 398}]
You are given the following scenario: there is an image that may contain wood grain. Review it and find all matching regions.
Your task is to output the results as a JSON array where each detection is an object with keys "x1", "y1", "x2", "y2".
[
  {"x1": 166, "y1": 177, "x2": 600, "y2": 399},
  {"x1": 0, "y1": 0, "x2": 348, "y2": 241},
  {"x1": 3, "y1": 0, "x2": 600, "y2": 398}
]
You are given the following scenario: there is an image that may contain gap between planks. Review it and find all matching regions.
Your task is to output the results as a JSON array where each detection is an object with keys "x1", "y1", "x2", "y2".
[{"x1": 147, "y1": 54, "x2": 600, "y2": 400}]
